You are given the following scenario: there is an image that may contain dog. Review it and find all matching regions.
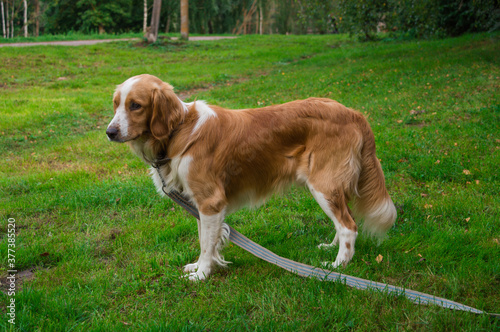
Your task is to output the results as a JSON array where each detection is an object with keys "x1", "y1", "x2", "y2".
[{"x1": 106, "y1": 74, "x2": 396, "y2": 281}]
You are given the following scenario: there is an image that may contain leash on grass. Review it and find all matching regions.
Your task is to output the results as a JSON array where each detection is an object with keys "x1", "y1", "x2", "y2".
[{"x1": 165, "y1": 189, "x2": 498, "y2": 318}]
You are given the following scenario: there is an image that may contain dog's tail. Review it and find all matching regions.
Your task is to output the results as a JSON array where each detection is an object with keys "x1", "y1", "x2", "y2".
[{"x1": 351, "y1": 116, "x2": 397, "y2": 237}]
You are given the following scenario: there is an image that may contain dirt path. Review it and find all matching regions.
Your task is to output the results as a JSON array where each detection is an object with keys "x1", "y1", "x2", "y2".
[{"x1": 0, "y1": 36, "x2": 237, "y2": 48}]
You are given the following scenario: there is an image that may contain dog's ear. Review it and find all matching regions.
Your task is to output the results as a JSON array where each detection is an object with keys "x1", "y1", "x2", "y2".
[{"x1": 150, "y1": 83, "x2": 185, "y2": 141}]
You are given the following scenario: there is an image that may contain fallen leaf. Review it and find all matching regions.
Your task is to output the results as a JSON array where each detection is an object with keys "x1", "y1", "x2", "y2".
[
  {"x1": 465, "y1": 217, "x2": 470, "y2": 222},
  {"x1": 435, "y1": 160, "x2": 440, "y2": 164},
  {"x1": 421, "y1": 193, "x2": 428, "y2": 197},
  {"x1": 375, "y1": 254, "x2": 383, "y2": 264},
  {"x1": 424, "y1": 204, "x2": 433, "y2": 209},
  {"x1": 418, "y1": 257, "x2": 426, "y2": 263},
  {"x1": 463, "y1": 169, "x2": 471, "y2": 175},
  {"x1": 40, "y1": 252, "x2": 50, "y2": 257},
  {"x1": 397, "y1": 119, "x2": 403, "y2": 123}
]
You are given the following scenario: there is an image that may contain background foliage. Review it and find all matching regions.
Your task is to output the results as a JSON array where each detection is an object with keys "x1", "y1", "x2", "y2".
[
  {"x1": 2, "y1": 0, "x2": 499, "y2": 39},
  {"x1": 337, "y1": 0, "x2": 500, "y2": 40}
]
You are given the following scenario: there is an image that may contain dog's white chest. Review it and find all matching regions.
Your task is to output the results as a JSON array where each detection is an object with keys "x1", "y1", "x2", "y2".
[{"x1": 150, "y1": 156, "x2": 193, "y2": 198}]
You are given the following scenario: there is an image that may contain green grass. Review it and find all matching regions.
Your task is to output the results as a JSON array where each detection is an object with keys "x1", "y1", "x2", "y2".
[
  {"x1": 1, "y1": 33, "x2": 499, "y2": 331},
  {"x1": 0, "y1": 32, "x2": 144, "y2": 44}
]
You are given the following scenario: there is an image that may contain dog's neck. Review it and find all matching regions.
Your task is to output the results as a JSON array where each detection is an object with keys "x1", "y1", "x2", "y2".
[{"x1": 128, "y1": 101, "x2": 201, "y2": 168}]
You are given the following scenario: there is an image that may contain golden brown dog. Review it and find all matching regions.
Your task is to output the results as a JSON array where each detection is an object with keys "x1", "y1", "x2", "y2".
[{"x1": 106, "y1": 74, "x2": 396, "y2": 280}]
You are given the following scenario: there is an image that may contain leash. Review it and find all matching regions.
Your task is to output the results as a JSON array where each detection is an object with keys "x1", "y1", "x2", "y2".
[{"x1": 155, "y1": 168, "x2": 496, "y2": 317}]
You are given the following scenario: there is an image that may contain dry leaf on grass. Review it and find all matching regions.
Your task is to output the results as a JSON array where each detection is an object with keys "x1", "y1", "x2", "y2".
[{"x1": 375, "y1": 254, "x2": 383, "y2": 264}]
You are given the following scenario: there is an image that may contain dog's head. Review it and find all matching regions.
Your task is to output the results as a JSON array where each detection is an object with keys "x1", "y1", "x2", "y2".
[{"x1": 106, "y1": 74, "x2": 185, "y2": 143}]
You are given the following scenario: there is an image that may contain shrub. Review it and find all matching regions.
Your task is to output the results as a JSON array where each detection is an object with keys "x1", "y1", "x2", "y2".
[{"x1": 337, "y1": 0, "x2": 500, "y2": 41}]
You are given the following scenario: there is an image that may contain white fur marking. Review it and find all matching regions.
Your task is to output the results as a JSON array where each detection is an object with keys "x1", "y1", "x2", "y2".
[
  {"x1": 150, "y1": 155, "x2": 194, "y2": 199},
  {"x1": 107, "y1": 77, "x2": 140, "y2": 139},
  {"x1": 362, "y1": 198, "x2": 397, "y2": 237},
  {"x1": 178, "y1": 97, "x2": 189, "y2": 113},
  {"x1": 192, "y1": 101, "x2": 217, "y2": 133}
]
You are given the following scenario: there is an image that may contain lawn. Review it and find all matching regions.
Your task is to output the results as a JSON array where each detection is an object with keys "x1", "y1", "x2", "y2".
[{"x1": 0, "y1": 33, "x2": 499, "y2": 331}]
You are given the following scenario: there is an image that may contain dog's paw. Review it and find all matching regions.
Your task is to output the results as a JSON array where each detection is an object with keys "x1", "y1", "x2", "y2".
[
  {"x1": 321, "y1": 261, "x2": 334, "y2": 269},
  {"x1": 318, "y1": 234, "x2": 339, "y2": 250},
  {"x1": 318, "y1": 243, "x2": 335, "y2": 250},
  {"x1": 183, "y1": 263, "x2": 199, "y2": 273},
  {"x1": 183, "y1": 271, "x2": 207, "y2": 281},
  {"x1": 321, "y1": 259, "x2": 345, "y2": 269}
]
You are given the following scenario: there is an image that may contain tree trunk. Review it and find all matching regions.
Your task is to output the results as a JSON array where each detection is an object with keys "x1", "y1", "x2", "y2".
[
  {"x1": 5, "y1": 0, "x2": 8, "y2": 38},
  {"x1": 147, "y1": 0, "x2": 161, "y2": 43},
  {"x1": 10, "y1": 0, "x2": 13, "y2": 38},
  {"x1": 1, "y1": 1, "x2": 5, "y2": 38},
  {"x1": 259, "y1": 3, "x2": 263, "y2": 35},
  {"x1": 180, "y1": 0, "x2": 188, "y2": 40},
  {"x1": 165, "y1": 15, "x2": 170, "y2": 33},
  {"x1": 34, "y1": 0, "x2": 39, "y2": 37},
  {"x1": 143, "y1": 0, "x2": 147, "y2": 33},
  {"x1": 23, "y1": 0, "x2": 27, "y2": 37}
]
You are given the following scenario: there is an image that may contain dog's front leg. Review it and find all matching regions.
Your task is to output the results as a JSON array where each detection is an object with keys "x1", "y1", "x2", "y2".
[
  {"x1": 185, "y1": 209, "x2": 228, "y2": 281},
  {"x1": 183, "y1": 218, "x2": 202, "y2": 273}
]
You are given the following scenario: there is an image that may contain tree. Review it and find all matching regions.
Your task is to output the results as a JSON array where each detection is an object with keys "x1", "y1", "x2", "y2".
[
  {"x1": 143, "y1": 0, "x2": 147, "y2": 33},
  {"x1": 33, "y1": 0, "x2": 40, "y2": 36},
  {"x1": 180, "y1": 0, "x2": 188, "y2": 39},
  {"x1": 9, "y1": 0, "x2": 13, "y2": 38},
  {"x1": 295, "y1": 0, "x2": 336, "y2": 34},
  {"x1": 76, "y1": 0, "x2": 130, "y2": 34},
  {"x1": 337, "y1": 0, "x2": 391, "y2": 40},
  {"x1": 162, "y1": 0, "x2": 179, "y2": 33},
  {"x1": 1, "y1": 1, "x2": 5, "y2": 38},
  {"x1": 23, "y1": 0, "x2": 27, "y2": 37},
  {"x1": 44, "y1": 0, "x2": 132, "y2": 34},
  {"x1": 146, "y1": 0, "x2": 161, "y2": 42}
]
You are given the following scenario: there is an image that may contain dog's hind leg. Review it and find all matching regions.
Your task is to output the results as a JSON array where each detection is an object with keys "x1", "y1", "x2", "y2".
[{"x1": 308, "y1": 183, "x2": 358, "y2": 268}]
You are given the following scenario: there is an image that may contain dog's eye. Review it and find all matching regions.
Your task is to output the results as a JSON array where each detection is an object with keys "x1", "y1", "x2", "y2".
[{"x1": 130, "y1": 102, "x2": 142, "y2": 111}]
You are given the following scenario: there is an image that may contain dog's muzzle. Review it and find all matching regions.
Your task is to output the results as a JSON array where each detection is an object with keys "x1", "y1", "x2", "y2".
[{"x1": 106, "y1": 127, "x2": 119, "y2": 141}]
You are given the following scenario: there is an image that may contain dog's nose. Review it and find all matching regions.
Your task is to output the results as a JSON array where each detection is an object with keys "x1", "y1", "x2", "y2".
[{"x1": 106, "y1": 127, "x2": 118, "y2": 140}]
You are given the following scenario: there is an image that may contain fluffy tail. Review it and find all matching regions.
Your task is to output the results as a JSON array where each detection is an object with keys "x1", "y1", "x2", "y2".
[{"x1": 352, "y1": 119, "x2": 397, "y2": 237}]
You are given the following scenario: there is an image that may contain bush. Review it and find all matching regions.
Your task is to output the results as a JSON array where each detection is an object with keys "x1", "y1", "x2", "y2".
[
  {"x1": 337, "y1": 0, "x2": 391, "y2": 41},
  {"x1": 337, "y1": 0, "x2": 500, "y2": 41}
]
